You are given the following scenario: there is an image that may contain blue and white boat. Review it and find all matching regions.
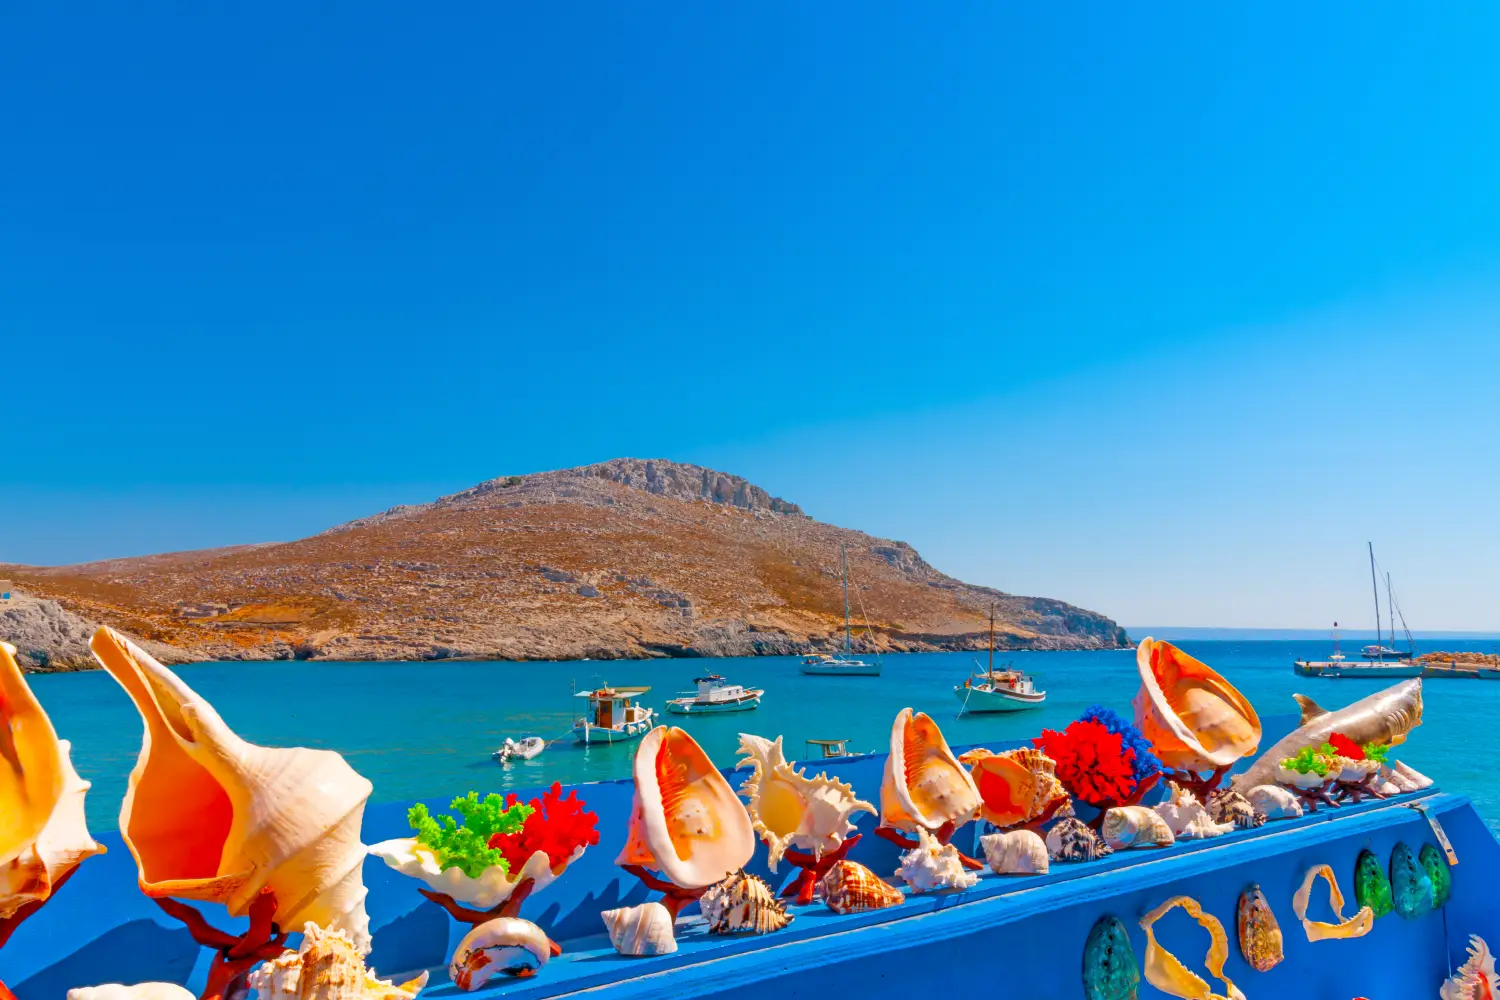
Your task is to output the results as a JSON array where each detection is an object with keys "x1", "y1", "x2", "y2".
[
  {"x1": 665, "y1": 674, "x2": 763, "y2": 714},
  {"x1": 569, "y1": 684, "x2": 655, "y2": 744}
]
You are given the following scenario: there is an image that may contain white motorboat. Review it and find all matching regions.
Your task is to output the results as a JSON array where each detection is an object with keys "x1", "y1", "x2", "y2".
[
  {"x1": 569, "y1": 684, "x2": 655, "y2": 744},
  {"x1": 666, "y1": 674, "x2": 763, "y2": 714},
  {"x1": 954, "y1": 606, "x2": 1046, "y2": 713},
  {"x1": 799, "y1": 543, "x2": 882, "y2": 677},
  {"x1": 492, "y1": 735, "x2": 546, "y2": 763}
]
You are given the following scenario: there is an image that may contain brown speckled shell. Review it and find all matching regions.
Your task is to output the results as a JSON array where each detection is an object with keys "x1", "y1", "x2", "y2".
[
  {"x1": 1207, "y1": 789, "x2": 1265, "y2": 829},
  {"x1": 699, "y1": 870, "x2": 793, "y2": 935},
  {"x1": 1046, "y1": 818, "x2": 1113, "y2": 862},
  {"x1": 1237, "y1": 885, "x2": 1284, "y2": 972},
  {"x1": 819, "y1": 860, "x2": 905, "y2": 914}
]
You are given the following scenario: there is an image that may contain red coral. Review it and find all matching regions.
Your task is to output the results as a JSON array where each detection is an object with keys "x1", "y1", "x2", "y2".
[
  {"x1": 1328, "y1": 732, "x2": 1365, "y2": 761},
  {"x1": 1033, "y1": 719, "x2": 1138, "y2": 807},
  {"x1": 488, "y1": 781, "x2": 601, "y2": 873}
]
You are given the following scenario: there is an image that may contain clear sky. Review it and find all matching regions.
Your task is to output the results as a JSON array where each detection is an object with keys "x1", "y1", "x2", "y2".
[{"x1": 3, "y1": 5, "x2": 1498, "y2": 630}]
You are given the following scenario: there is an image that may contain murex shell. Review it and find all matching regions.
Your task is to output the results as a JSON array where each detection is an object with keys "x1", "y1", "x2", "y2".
[
  {"x1": 1442, "y1": 936, "x2": 1498, "y2": 1000},
  {"x1": 1205, "y1": 789, "x2": 1264, "y2": 830},
  {"x1": 67, "y1": 988, "x2": 196, "y2": 1000},
  {"x1": 895, "y1": 826, "x2": 978, "y2": 892},
  {"x1": 980, "y1": 829, "x2": 1049, "y2": 875},
  {"x1": 600, "y1": 901, "x2": 677, "y2": 956},
  {"x1": 1082, "y1": 915, "x2": 1140, "y2": 1000},
  {"x1": 819, "y1": 860, "x2": 904, "y2": 913},
  {"x1": 1236, "y1": 885, "x2": 1284, "y2": 972},
  {"x1": 1244, "y1": 784, "x2": 1302, "y2": 820},
  {"x1": 449, "y1": 917, "x2": 553, "y2": 989},
  {"x1": 247, "y1": 922, "x2": 428, "y2": 999},
  {"x1": 735, "y1": 734, "x2": 874, "y2": 872},
  {"x1": 961, "y1": 747, "x2": 1068, "y2": 828},
  {"x1": 2, "y1": 642, "x2": 106, "y2": 923},
  {"x1": 699, "y1": 869, "x2": 792, "y2": 935},
  {"x1": 1100, "y1": 806, "x2": 1175, "y2": 850},
  {"x1": 90, "y1": 628, "x2": 373, "y2": 950},
  {"x1": 879, "y1": 709, "x2": 980, "y2": 834},
  {"x1": 1153, "y1": 782, "x2": 1232, "y2": 840},
  {"x1": 616, "y1": 726, "x2": 754, "y2": 890},
  {"x1": 1046, "y1": 818, "x2": 1113, "y2": 862},
  {"x1": 1133, "y1": 638, "x2": 1261, "y2": 773}
]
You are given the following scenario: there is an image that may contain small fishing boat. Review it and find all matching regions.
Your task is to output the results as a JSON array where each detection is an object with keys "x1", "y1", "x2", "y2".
[
  {"x1": 569, "y1": 684, "x2": 655, "y2": 744},
  {"x1": 805, "y1": 738, "x2": 858, "y2": 759},
  {"x1": 799, "y1": 544, "x2": 882, "y2": 677},
  {"x1": 666, "y1": 674, "x2": 764, "y2": 714},
  {"x1": 491, "y1": 735, "x2": 546, "y2": 763},
  {"x1": 955, "y1": 606, "x2": 1046, "y2": 713}
]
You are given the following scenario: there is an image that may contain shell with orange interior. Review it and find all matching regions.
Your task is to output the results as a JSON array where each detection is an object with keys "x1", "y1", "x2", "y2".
[
  {"x1": 879, "y1": 709, "x2": 980, "y2": 834},
  {"x1": 960, "y1": 747, "x2": 1068, "y2": 828},
  {"x1": 616, "y1": 726, "x2": 755, "y2": 890},
  {"x1": 1132, "y1": 637, "x2": 1261, "y2": 773}
]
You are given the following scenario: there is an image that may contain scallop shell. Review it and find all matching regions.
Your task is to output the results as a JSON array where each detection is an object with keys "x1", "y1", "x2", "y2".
[
  {"x1": 1100, "y1": 806, "x2": 1175, "y2": 850},
  {"x1": 1132, "y1": 638, "x2": 1261, "y2": 772},
  {"x1": 449, "y1": 917, "x2": 552, "y2": 989},
  {"x1": 1153, "y1": 782, "x2": 1233, "y2": 839},
  {"x1": 600, "y1": 901, "x2": 676, "y2": 956},
  {"x1": 615, "y1": 726, "x2": 754, "y2": 891},
  {"x1": 368, "y1": 838, "x2": 582, "y2": 911},
  {"x1": 1236, "y1": 885, "x2": 1283, "y2": 972},
  {"x1": 894, "y1": 825, "x2": 978, "y2": 892},
  {"x1": 1046, "y1": 817, "x2": 1113, "y2": 862},
  {"x1": 1442, "y1": 935, "x2": 1498, "y2": 1000},
  {"x1": 247, "y1": 922, "x2": 428, "y2": 999},
  {"x1": 735, "y1": 734, "x2": 874, "y2": 872},
  {"x1": 980, "y1": 829, "x2": 1049, "y2": 875},
  {"x1": 961, "y1": 747, "x2": 1068, "y2": 828},
  {"x1": 699, "y1": 868, "x2": 792, "y2": 935},
  {"x1": 66, "y1": 987, "x2": 196, "y2": 1000},
  {"x1": 1244, "y1": 784, "x2": 1302, "y2": 820},
  {"x1": 1205, "y1": 789, "x2": 1264, "y2": 830},
  {"x1": 878, "y1": 709, "x2": 980, "y2": 834},
  {"x1": 90, "y1": 628, "x2": 373, "y2": 951},
  {"x1": 819, "y1": 860, "x2": 904, "y2": 913}
]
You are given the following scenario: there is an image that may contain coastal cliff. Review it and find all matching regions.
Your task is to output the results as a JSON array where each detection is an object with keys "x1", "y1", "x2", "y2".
[{"x1": 3, "y1": 459, "x2": 1128, "y2": 668}]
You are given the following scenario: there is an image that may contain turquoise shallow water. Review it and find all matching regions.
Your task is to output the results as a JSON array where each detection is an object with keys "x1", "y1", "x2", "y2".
[{"x1": 26, "y1": 638, "x2": 1500, "y2": 832}]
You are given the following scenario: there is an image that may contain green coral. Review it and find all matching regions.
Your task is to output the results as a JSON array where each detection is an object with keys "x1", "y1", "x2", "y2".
[
  {"x1": 1363, "y1": 742, "x2": 1391, "y2": 763},
  {"x1": 409, "y1": 792, "x2": 534, "y2": 879},
  {"x1": 1285, "y1": 746, "x2": 1331, "y2": 776}
]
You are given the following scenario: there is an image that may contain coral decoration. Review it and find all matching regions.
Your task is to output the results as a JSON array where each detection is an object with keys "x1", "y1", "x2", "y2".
[
  {"x1": 1080, "y1": 705, "x2": 1163, "y2": 784},
  {"x1": 489, "y1": 782, "x2": 601, "y2": 873},
  {"x1": 1327, "y1": 733, "x2": 1365, "y2": 761},
  {"x1": 409, "y1": 792, "x2": 534, "y2": 879},
  {"x1": 1033, "y1": 719, "x2": 1138, "y2": 807}
]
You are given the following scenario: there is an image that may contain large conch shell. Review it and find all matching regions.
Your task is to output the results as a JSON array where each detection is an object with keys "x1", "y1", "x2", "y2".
[
  {"x1": 246, "y1": 922, "x2": 428, "y2": 999},
  {"x1": 367, "y1": 838, "x2": 583, "y2": 911},
  {"x1": 1442, "y1": 935, "x2": 1498, "y2": 1000},
  {"x1": 1133, "y1": 638, "x2": 1260, "y2": 773},
  {"x1": 616, "y1": 726, "x2": 754, "y2": 890},
  {"x1": 879, "y1": 709, "x2": 979, "y2": 833},
  {"x1": 90, "y1": 627, "x2": 373, "y2": 951},
  {"x1": 1292, "y1": 865, "x2": 1374, "y2": 941},
  {"x1": 1139, "y1": 895, "x2": 1245, "y2": 1000},
  {"x1": 735, "y1": 734, "x2": 874, "y2": 872},
  {"x1": 960, "y1": 747, "x2": 1067, "y2": 828}
]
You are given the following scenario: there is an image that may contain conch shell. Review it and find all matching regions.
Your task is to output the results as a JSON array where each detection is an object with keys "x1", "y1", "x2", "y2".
[
  {"x1": 819, "y1": 860, "x2": 904, "y2": 913},
  {"x1": 246, "y1": 922, "x2": 428, "y2": 999},
  {"x1": 879, "y1": 709, "x2": 979, "y2": 834},
  {"x1": 980, "y1": 829, "x2": 1048, "y2": 875},
  {"x1": 67, "y1": 987, "x2": 196, "y2": 1000},
  {"x1": 960, "y1": 747, "x2": 1067, "y2": 828},
  {"x1": 1100, "y1": 806, "x2": 1175, "y2": 850},
  {"x1": 894, "y1": 826, "x2": 977, "y2": 893},
  {"x1": 1443, "y1": 936, "x2": 1498, "y2": 1000},
  {"x1": 698, "y1": 869, "x2": 792, "y2": 935},
  {"x1": 601, "y1": 901, "x2": 677, "y2": 956},
  {"x1": 90, "y1": 627, "x2": 373, "y2": 951},
  {"x1": 616, "y1": 726, "x2": 754, "y2": 890},
  {"x1": 449, "y1": 918, "x2": 553, "y2": 989},
  {"x1": 1152, "y1": 782, "x2": 1232, "y2": 839},
  {"x1": 1133, "y1": 638, "x2": 1260, "y2": 773},
  {"x1": 1244, "y1": 784, "x2": 1302, "y2": 820},
  {"x1": 735, "y1": 734, "x2": 874, "y2": 872}
]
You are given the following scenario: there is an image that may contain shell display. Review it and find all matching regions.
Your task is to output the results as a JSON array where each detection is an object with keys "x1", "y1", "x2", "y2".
[
  {"x1": 1244, "y1": 784, "x2": 1302, "y2": 820},
  {"x1": 1292, "y1": 865, "x2": 1373, "y2": 941},
  {"x1": 819, "y1": 860, "x2": 904, "y2": 913},
  {"x1": 1442, "y1": 935, "x2": 1498, "y2": 1000},
  {"x1": 1331, "y1": 756, "x2": 1381, "y2": 786},
  {"x1": 1153, "y1": 783, "x2": 1232, "y2": 840},
  {"x1": 1421, "y1": 843, "x2": 1452, "y2": 907},
  {"x1": 90, "y1": 629, "x2": 373, "y2": 950},
  {"x1": 1389, "y1": 841, "x2": 1434, "y2": 919},
  {"x1": 980, "y1": 829, "x2": 1049, "y2": 875},
  {"x1": 1205, "y1": 789, "x2": 1264, "y2": 830},
  {"x1": 1391, "y1": 759, "x2": 1433, "y2": 789},
  {"x1": 368, "y1": 837, "x2": 580, "y2": 911},
  {"x1": 1046, "y1": 817, "x2": 1113, "y2": 862},
  {"x1": 895, "y1": 825, "x2": 978, "y2": 892},
  {"x1": 1082, "y1": 915, "x2": 1140, "y2": 1000},
  {"x1": 961, "y1": 747, "x2": 1068, "y2": 828},
  {"x1": 699, "y1": 869, "x2": 792, "y2": 935},
  {"x1": 1352, "y1": 848, "x2": 1393, "y2": 918},
  {"x1": 879, "y1": 709, "x2": 980, "y2": 834},
  {"x1": 448, "y1": 917, "x2": 552, "y2": 989},
  {"x1": 246, "y1": 922, "x2": 428, "y2": 999},
  {"x1": 1100, "y1": 806, "x2": 1175, "y2": 850},
  {"x1": 600, "y1": 901, "x2": 676, "y2": 956},
  {"x1": 1236, "y1": 885, "x2": 1283, "y2": 972},
  {"x1": 615, "y1": 726, "x2": 754, "y2": 890},
  {"x1": 67, "y1": 987, "x2": 196, "y2": 1000},
  {"x1": 1132, "y1": 638, "x2": 1261, "y2": 772},
  {"x1": 1139, "y1": 895, "x2": 1243, "y2": 1000},
  {"x1": 1272, "y1": 763, "x2": 1328, "y2": 791},
  {"x1": 734, "y1": 734, "x2": 874, "y2": 872}
]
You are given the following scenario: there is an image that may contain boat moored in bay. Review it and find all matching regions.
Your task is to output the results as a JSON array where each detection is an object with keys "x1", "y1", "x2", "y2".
[
  {"x1": 569, "y1": 684, "x2": 655, "y2": 744},
  {"x1": 799, "y1": 543, "x2": 882, "y2": 677},
  {"x1": 665, "y1": 674, "x2": 764, "y2": 714}
]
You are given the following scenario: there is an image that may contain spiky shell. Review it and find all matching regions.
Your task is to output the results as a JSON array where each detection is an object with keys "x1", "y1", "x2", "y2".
[
  {"x1": 1244, "y1": 784, "x2": 1302, "y2": 820},
  {"x1": 1236, "y1": 885, "x2": 1283, "y2": 972},
  {"x1": 1153, "y1": 782, "x2": 1233, "y2": 839},
  {"x1": 895, "y1": 826, "x2": 978, "y2": 892},
  {"x1": 980, "y1": 829, "x2": 1048, "y2": 875},
  {"x1": 247, "y1": 922, "x2": 428, "y2": 999},
  {"x1": 735, "y1": 734, "x2": 874, "y2": 873},
  {"x1": 449, "y1": 917, "x2": 552, "y2": 989},
  {"x1": 1206, "y1": 788, "x2": 1264, "y2": 829},
  {"x1": 1100, "y1": 806, "x2": 1175, "y2": 850},
  {"x1": 1046, "y1": 818, "x2": 1112, "y2": 862},
  {"x1": 962, "y1": 747, "x2": 1068, "y2": 828},
  {"x1": 699, "y1": 869, "x2": 792, "y2": 935},
  {"x1": 819, "y1": 860, "x2": 904, "y2": 913},
  {"x1": 600, "y1": 901, "x2": 677, "y2": 956},
  {"x1": 1442, "y1": 936, "x2": 1498, "y2": 1000},
  {"x1": 879, "y1": 709, "x2": 980, "y2": 834}
]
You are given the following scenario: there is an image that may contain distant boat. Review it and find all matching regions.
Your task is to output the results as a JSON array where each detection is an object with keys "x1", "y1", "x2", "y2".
[
  {"x1": 800, "y1": 544, "x2": 881, "y2": 677},
  {"x1": 570, "y1": 684, "x2": 655, "y2": 744},
  {"x1": 805, "y1": 738, "x2": 859, "y2": 759},
  {"x1": 1294, "y1": 543, "x2": 1417, "y2": 678},
  {"x1": 492, "y1": 735, "x2": 546, "y2": 763},
  {"x1": 955, "y1": 606, "x2": 1046, "y2": 713},
  {"x1": 666, "y1": 674, "x2": 763, "y2": 715}
]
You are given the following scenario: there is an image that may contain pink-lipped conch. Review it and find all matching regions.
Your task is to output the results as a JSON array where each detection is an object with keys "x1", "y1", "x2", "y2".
[{"x1": 1133, "y1": 638, "x2": 1261, "y2": 773}]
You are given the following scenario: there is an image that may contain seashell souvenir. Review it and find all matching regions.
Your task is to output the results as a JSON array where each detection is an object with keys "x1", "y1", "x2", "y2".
[
  {"x1": 1389, "y1": 841, "x2": 1434, "y2": 919},
  {"x1": 1046, "y1": 817, "x2": 1113, "y2": 863},
  {"x1": 1391, "y1": 759, "x2": 1433, "y2": 789},
  {"x1": 819, "y1": 860, "x2": 904, "y2": 914},
  {"x1": 879, "y1": 709, "x2": 980, "y2": 834},
  {"x1": 895, "y1": 826, "x2": 978, "y2": 893},
  {"x1": 699, "y1": 869, "x2": 792, "y2": 935},
  {"x1": 1139, "y1": 896, "x2": 1243, "y2": 1000},
  {"x1": 1352, "y1": 848, "x2": 1393, "y2": 918},
  {"x1": 980, "y1": 829, "x2": 1049, "y2": 875},
  {"x1": 90, "y1": 629, "x2": 373, "y2": 950},
  {"x1": 1236, "y1": 885, "x2": 1283, "y2": 972},
  {"x1": 1442, "y1": 935, "x2": 1498, "y2": 1000},
  {"x1": 449, "y1": 917, "x2": 553, "y2": 989},
  {"x1": 1082, "y1": 915, "x2": 1140, "y2": 1000},
  {"x1": 1421, "y1": 843, "x2": 1452, "y2": 907},
  {"x1": 67, "y1": 987, "x2": 196, "y2": 1000},
  {"x1": 600, "y1": 901, "x2": 677, "y2": 956},
  {"x1": 368, "y1": 835, "x2": 578, "y2": 912},
  {"x1": 1132, "y1": 638, "x2": 1261, "y2": 773},
  {"x1": 616, "y1": 726, "x2": 755, "y2": 890},
  {"x1": 1292, "y1": 865, "x2": 1373, "y2": 941},
  {"x1": 1331, "y1": 756, "x2": 1381, "y2": 785},
  {"x1": 1152, "y1": 782, "x2": 1232, "y2": 840},
  {"x1": 1272, "y1": 762, "x2": 1328, "y2": 791},
  {"x1": 961, "y1": 746, "x2": 1068, "y2": 828},
  {"x1": 246, "y1": 922, "x2": 428, "y2": 999},
  {"x1": 1100, "y1": 806, "x2": 1175, "y2": 851},
  {"x1": 1244, "y1": 784, "x2": 1302, "y2": 820},
  {"x1": 735, "y1": 734, "x2": 874, "y2": 872},
  {"x1": 1204, "y1": 789, "x2": 1264, "y2": 830}
]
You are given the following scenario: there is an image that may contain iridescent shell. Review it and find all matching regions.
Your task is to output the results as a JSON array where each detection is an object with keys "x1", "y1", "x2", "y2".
[
  {"x1": 1390, "y1": 841, "x2": 1434, "y2": 919},
  {"x1": 980, "y1": 829, "x2": 1049, "y2": 875},
  {"x1": 819, "y1": 860, "x2": 904, "y2": 914},
  {"x1": 879, "y1": 709, "x2": 980, "y2": 834},
  {"x1": 699, "y1": 869, "x2": 792, "y2": 935},
  {"x1": 1244, "y1": 784, "x2": 1302, "y2": 820},
  {"x1": 1082, "y1": 915, "x2": 1140, "y2": 1000},
  {"x1": 1442, "y1": 936, "x2": 1498, "y2": 1000},
  {"x1": 1236, "y1": 885, "x2": 1283, "y2": 972},
  {"x1": 600, "y1": 901, "x2": 676, "y2": 956},
  {"x1": 1046, "y1": 818, "x2": 1112, "y2": 862},
  {"x1": 961, "y1": 747, "x2": 1068, "y2": 828},
  {"x1": 1421, "y1": 843, "x2": 1452, "y2": 908},
  {"x1": 1100, "y1": 806, "x2": 1174, "y2": 850},
  {"x1": 1353, "y1": 848, "x2": 1393, "y2": 918},
  {"x1": 1132, "y1": 638, "x2": 1261, "y2": 772},
  {"x1": 449, "y1": 917, "x2": 552, "y2": 988},
  {"x1": 1153, "y1": 782, "x2": 1232, "y2": 840},
  {"x1": 735, "y1": 734, "x2": 874, "y2": 872},
  {"x1": 1205, "y1": 788, "x2": 1264, "y2": 830},
  {"x1": 894, "y1": 826, "x2": 978, "y2": 892},
  {"x1": 247, "y1": 922, "x2": 428, "y2": 999}
]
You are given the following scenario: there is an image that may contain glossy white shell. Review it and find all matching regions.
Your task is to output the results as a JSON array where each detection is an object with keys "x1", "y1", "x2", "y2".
[
  {"x1": 1245, "y1": 784, "x2": 1303, "y2": 820},
  {"x1": 449, "y1": 917, "x2": 551, "y2": 990},
  {"x1": 67, "y1": 987, "x2": 196, "y2": 1000},
  {"x1": 601, "y1": 901, "x2": 677, "y2": 956},
  {"x1": 1100, "y1": 806, "x2": 1175, "y2": 850},
  {"x1": 980, "y1": 829, "x2": 1048, "y2": 875}
]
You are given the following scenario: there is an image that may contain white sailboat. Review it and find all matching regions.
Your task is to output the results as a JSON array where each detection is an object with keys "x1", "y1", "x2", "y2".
[
  {"x1": 1294, "y1": 544, "x2": 1419, "y2": 678},
  {"x1": 800, "y1": 544, "x2": 881, "y2": 677},
  {"x1": 954, "y1": 605, "x2": 1046, "y2": 712}
]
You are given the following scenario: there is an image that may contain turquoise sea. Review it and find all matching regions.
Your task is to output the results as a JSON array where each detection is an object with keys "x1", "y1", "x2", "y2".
[{"x1": 26, "y1": 638, "x2": 1500, "y2": 832}]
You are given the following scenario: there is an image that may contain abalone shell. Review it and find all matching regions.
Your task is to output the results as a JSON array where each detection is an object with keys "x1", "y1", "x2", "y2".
[
  {"x1": 1236, "y1": 885, "x2": 1284, "y2": 972},
  {"x1": 1082, "y1": 914, "x2": 1140, "y2": 1000},
  {"x1": 1390, "y1": 841, "x2": 1434, "y2": 919},
  {"x1": 1353, "y1": 848, "x2": 1394, "y2": 918},
  {"x1": 1420, "y1": 843, "x2": 1452, "y2": 908}
]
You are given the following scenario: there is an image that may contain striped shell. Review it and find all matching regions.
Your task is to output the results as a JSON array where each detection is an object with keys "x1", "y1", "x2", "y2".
[
  {"x1": 600, "y1": 901, "x2": 676, "y2": 956},
  {"x1": 1206, "y1": 788, "x2": 1265, "y2": 829},
  {"x1": 1046, "y1": 818, "x2": 1112, "y2": 862},
  {"x1": 1100, "y1": 806, "x2": 1175, "y2": 850},
  {"x1": 980, "y1": 829, "x2": 1049, "y2": 875},
  {"x1": 819, "y1": 860, "x2": 904, "y2": 914},
  {"x1": 699, "y1": 869, "x2": 792, "y2": 935},
  {"x1": 449, "y1": 917, "x2": 552, "y2": 989}
]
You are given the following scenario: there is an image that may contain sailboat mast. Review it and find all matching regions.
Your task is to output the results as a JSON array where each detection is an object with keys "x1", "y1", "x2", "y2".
[
  {"x1": 1386, "y1": 572, "x2": 1394, "y2": 650},
  {"x1": 988, "y1": 604, "x2": 995, "y2": 674},
  {"x1": 842, "y1": 543, "x2": 851, "y2": 655},
  {"x1": 1368, "y1": 542, "x2": 1382, "y2": 651}
]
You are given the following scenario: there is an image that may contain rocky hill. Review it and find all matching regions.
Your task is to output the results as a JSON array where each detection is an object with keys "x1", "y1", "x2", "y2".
[{"x1": 3, "y1": 458, "x2": 1127, "y2": 667}]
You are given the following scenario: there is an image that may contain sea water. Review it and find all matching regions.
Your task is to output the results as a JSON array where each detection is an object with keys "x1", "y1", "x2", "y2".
[{"x1": 26, "y1": 638, "x2": 1500, "y2": 832}]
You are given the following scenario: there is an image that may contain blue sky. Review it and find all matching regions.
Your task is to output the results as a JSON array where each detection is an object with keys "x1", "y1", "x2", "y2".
[{"x1": 3, "y1": 5, "x2": 1497, "y2": 629}]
